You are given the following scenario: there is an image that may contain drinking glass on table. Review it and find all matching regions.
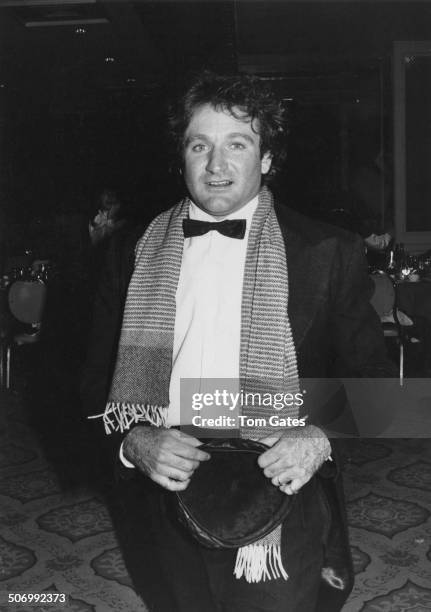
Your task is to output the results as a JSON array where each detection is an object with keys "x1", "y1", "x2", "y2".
[{"x1": 400, "y1": 257, "x2": 413, "y2": 280}]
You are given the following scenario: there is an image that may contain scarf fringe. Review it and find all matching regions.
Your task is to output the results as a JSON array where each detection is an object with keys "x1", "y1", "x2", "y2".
[
  {"x1": 88, "y1": 402, "x2": 168, "y2": 434},
  {"x1": 234, "y1": 544, "x2": 289, "y2": 583}
]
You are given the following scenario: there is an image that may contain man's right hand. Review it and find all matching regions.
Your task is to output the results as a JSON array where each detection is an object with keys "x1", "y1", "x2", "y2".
[{"x1": 122, "y1": 426, "x2": 210, "y2": 491}]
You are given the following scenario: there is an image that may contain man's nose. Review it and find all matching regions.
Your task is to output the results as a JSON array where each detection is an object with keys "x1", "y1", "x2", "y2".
[{"x1": 206, "y1": 147, "x2": 227, "y2": 174}]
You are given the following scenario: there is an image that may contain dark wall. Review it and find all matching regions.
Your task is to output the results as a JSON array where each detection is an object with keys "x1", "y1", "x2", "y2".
[{"x1": 2, "y1": 1, "x2": 431, "y2": 253}]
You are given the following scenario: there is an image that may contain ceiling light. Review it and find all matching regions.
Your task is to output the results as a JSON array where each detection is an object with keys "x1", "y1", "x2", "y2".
[
  {"x1": 25, "y1": 18, "x2": 108, "y2": 27},
  {"x1": 104, "y1": 57, "x2": 115, "y2": 63},
  {"x1": 0, "y1": 0, "x2": 96, "y2": 5},
  {"x1": 126, "y1": 78, "x2": 136, "y2": 84},
  {"x1": 75, "y1": 27, "x2": 86, "y2": 34}
]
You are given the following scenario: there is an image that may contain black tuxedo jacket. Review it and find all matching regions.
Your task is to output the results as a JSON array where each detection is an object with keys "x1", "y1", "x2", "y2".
[{"x1": 80, "y1": 201, "x2": 395, "y2": 610}]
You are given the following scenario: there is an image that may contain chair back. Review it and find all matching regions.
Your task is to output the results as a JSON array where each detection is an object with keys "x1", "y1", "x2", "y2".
[
  {"x1": 8, "y1": 280, "x2": 47, "y2": 325},
  {"x1": 369, "y1": 272, "x2": 395, "y2": 318}
]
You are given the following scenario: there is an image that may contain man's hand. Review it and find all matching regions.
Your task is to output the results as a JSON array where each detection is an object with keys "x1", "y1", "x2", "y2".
[
  {"x1": 123, "y1": 426, "x2": 210, "y2": 491},
  {"x1": 258, "y1": 425, "x2": 331, "y2": 495},
  {"x1": 364, "y1": 232, "x2": 392, "y2": 251}
]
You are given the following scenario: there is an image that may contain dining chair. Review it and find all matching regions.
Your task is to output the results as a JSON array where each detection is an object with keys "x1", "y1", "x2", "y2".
[
  {"x1": 4, "y1": 280, "x2": 47, "y2": 389},
  {"x1": 369, "y1": 271, "x2": 408, "y2": 383}
]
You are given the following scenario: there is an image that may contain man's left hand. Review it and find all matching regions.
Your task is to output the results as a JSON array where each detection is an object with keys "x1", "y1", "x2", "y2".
[{"x1": 258, "y1": 425, "x2": 331, "y2": 495}]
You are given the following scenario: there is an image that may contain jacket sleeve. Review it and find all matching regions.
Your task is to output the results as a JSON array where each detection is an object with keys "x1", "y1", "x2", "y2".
[
  {"x1": 330, "y1": 234, "x2": 396, "y2": 378},
  {"x1": 80, "y1": 227, "x2": 142, "y2": 477},
  {"x1": 321, "y1": 234, "x2": 398, "y2": 441}
]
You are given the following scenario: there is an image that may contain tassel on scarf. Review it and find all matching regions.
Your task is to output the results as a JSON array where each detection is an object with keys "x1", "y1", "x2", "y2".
[
  {"x1": 87, "y1": 402, "x2": 168, "y2": 434},
  {"x1": 234, "y1": 543, "x2": 289, "y2": 583}
]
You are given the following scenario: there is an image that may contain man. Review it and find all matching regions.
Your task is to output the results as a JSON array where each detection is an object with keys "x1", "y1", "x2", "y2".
[{"x1": 82, "y1": 72, "x2": 393, "y2": 611}]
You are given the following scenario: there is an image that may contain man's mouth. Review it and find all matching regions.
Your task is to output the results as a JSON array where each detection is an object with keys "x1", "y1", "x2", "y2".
[{"x1": 206, "y1": 180, "x2": 233, "y2": 187}]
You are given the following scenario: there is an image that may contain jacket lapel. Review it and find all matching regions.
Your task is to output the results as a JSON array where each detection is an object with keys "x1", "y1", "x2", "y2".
[{"x1": 275, "y1": 205, "x2": 333, "y2": 350}]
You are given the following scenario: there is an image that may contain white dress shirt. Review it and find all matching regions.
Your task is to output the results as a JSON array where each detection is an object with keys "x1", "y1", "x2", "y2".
[{"x1": 120, "y1": 196, "x2": 258, "y2": 466}]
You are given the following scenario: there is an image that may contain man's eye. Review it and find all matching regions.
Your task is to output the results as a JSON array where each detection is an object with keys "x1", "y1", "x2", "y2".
[
  {"x1": 230, "y1": 142, "x2": 245, "y2": 150},
  {"x1": 192, "y1": 143, "x2": 206, "y2": 152}
]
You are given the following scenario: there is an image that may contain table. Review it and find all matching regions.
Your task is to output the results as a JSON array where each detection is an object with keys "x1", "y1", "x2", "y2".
[{"x1": 396, "y1": 280, "x2": 431, "y2": 322}]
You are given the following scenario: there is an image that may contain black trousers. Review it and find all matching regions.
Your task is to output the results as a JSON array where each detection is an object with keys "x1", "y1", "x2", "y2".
[{"x1": 110, "y1": 475, "x2": 346, "y2": 612}]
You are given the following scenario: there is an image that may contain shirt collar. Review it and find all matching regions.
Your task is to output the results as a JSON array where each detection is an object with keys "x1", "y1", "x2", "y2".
[{"x1": 189, "y1": 195, "x2": 259, "y2": 224}]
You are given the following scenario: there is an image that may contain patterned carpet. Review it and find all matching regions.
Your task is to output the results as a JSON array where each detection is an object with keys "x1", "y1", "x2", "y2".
[
  {"x1": 0, "y1": 389, "x2": 430, "y2": 612},
  {"x1": 341, "y1": 438, "x2": 431, "y2": 611}
]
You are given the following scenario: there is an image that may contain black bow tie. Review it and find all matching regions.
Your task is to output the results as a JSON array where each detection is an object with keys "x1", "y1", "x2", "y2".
[{"x1": 183, "y1": 218, "x2": 246, "y2": 240}]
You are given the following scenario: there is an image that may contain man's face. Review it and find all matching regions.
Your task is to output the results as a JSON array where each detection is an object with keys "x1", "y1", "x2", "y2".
[{"x1": 183, "y1": 104, "x2": 272, "y2": 217}]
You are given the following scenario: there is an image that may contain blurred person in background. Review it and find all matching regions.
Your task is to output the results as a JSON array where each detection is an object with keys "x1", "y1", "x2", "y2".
[
  {"x1": 89, "y1": 188, "x2": 127, "y2": 246},
  {"x1": 350, "y1": 146, "x2": 394, "y2": 268}
]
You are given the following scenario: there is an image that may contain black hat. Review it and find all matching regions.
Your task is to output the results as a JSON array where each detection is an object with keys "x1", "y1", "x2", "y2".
[{"x1": 176, "y1": 438, "x2": 294, "y2": 549}]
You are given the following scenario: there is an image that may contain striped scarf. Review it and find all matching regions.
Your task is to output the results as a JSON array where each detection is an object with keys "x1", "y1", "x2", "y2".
[{"x1": 103, "y1": 186, "x2": 300, "y2": 582}]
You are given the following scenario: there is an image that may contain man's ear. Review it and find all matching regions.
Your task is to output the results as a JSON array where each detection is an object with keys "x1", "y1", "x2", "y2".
[{"x1": 261, "y1": 151, "x2": 272, "y2": 175}]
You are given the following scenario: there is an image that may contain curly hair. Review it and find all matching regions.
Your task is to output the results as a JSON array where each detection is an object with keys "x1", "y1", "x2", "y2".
[{"x1": 168, "y1": 71, "x2": 288, "y2": 180}]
